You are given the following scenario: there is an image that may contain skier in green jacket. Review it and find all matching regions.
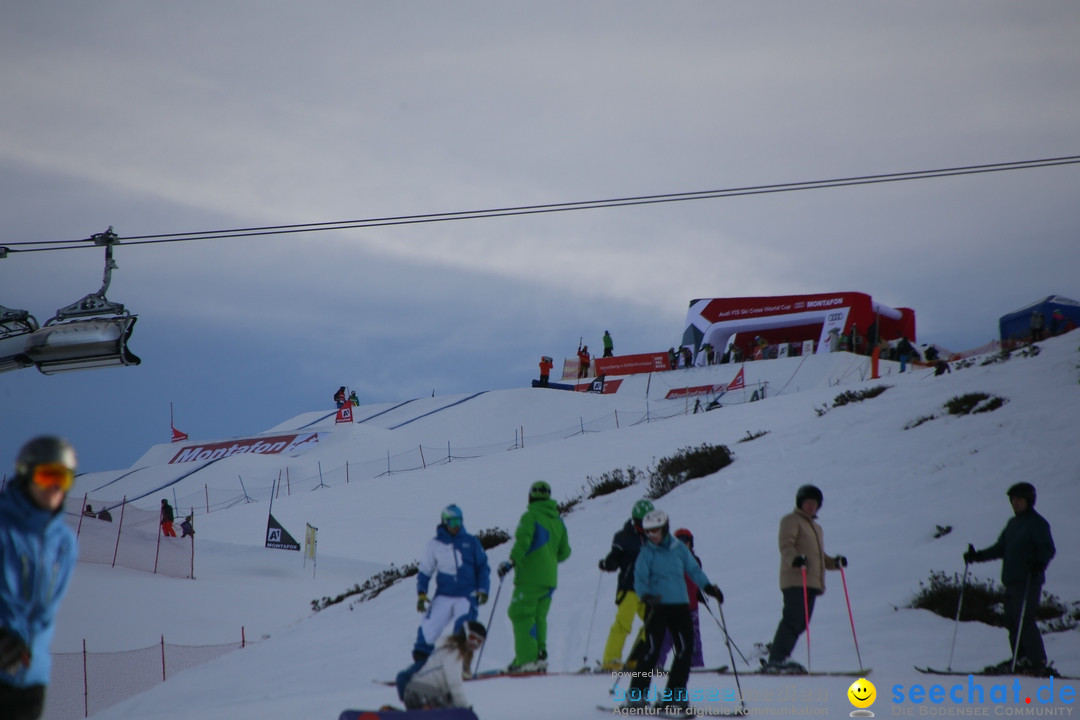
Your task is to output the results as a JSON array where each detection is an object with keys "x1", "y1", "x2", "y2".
[{"x1": 497, "y1": 481, "x2": 571, "y2": 673}]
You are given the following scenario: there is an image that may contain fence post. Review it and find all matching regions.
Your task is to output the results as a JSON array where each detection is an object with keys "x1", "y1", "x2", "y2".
[
  {"x1": 161, "y1": 635, "x2": 166, "y2": 682},
  {"x1": 190, "y1": 507, "x2": 196, "y2": 580},
  {"x1": 153, "y1": 517, "x2": 162, "y2": 575},
  {"x1": 242, "y1": 626, "x2": 246, "y2": 649},
  {"x1": 83, "y1": 638, "x2": 89, "y2": 718},
  {"x1": 111, "y1": 496, "x2": 127, "y2": 568},
  {"x1": 205, "y1": 484, "x2": 209, "y2": 514}
]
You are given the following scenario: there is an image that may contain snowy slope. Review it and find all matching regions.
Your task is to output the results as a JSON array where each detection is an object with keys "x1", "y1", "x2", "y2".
[{"x1": 51, "y1": 335, "x2": 1080, "y2": 718}]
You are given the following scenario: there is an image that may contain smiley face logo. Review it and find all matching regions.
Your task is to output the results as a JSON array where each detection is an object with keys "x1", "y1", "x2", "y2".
[{"x1": 848, "y1": 678, "x2": 876, "y2": 709}]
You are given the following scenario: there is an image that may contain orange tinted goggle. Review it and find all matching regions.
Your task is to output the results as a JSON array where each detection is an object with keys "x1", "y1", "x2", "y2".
[{"x1": 32, "y1": 463, "x2": 75, "y2": 492}]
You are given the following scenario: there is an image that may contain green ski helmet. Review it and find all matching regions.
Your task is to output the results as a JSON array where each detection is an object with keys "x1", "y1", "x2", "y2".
[
  {"x1": 631, "y1": 498, "x2": 655, "y2": 523},
  {"x1": 529, "y1": 480, "x2": 552, "y2": 502}
]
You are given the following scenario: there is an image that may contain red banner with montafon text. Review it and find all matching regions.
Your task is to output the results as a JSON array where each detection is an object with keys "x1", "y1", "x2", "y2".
[
  {"x1": 593, "y1": 352, "x2": 671, "y2": 377},
  {"x1": 169, "y1": 433, "x2": 319, "y2": 464}
]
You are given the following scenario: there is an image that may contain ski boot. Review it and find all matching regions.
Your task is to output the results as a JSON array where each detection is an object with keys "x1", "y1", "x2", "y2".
[{"x1": 760, "y1": 658, "x2": 807, "y2": 675}]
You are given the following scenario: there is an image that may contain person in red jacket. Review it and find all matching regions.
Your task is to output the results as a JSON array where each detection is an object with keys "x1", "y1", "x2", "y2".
[
  {"x1": 538, "y1": 356, "x2": 553, "y2": 387},
  {"x1": 577, "y1": 345, "x2": 591, "y2": 379}
]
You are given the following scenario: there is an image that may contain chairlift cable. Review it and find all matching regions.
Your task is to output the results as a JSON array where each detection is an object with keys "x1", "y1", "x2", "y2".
[{"x1": 2, "y1": 154, "x2": 1078, "y2": 255}]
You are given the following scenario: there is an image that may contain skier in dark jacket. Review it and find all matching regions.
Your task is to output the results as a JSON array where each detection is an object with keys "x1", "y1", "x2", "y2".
[
  {"x1": 160, "y1": 499, "x2": 177, "y2": 537},
  {"x1": 964, "y1": 482, "x2": 1056, "y2": 674},
  {"x1": 1, "y1": 437, "x2": 79, "y2": 720},
  {"x1": 598, "y1": 498, "x2": 653, "y2": 671}
]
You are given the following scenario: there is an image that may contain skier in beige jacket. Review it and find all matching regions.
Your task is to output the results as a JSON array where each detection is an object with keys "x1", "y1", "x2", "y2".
[{"x1": 762, "y1": 484, "x2": 847, "y2": 674}]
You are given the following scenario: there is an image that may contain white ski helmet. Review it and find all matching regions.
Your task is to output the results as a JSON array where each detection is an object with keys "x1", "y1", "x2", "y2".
[{"x1": 641, "y1": 509, "x2": 669, "y2": 532}]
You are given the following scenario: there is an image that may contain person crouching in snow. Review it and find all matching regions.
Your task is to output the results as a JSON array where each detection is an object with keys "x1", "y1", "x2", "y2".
[{"x1": 398, "y1": 621, "x2": 486, "y2": 710}]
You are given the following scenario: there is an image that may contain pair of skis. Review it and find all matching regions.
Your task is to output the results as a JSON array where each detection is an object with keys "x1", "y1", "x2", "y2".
[{"x1": 915, "y1": 666, "x2": 1077, "y2": 680}]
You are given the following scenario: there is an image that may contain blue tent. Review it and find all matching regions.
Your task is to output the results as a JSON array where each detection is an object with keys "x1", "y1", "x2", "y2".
[{"x1": 998, "y1": 295, "x2": 1080, "y2": 343}]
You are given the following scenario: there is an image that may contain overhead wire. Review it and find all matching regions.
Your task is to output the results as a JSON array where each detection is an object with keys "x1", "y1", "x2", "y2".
[{"x1": 3, "y1": 154, "x2": 1078, "y2": 255}]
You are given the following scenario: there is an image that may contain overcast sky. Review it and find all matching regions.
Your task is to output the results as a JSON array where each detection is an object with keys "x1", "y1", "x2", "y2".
[{"x1": 2, "y1": 1, "x2": 1079, "y2": 473}]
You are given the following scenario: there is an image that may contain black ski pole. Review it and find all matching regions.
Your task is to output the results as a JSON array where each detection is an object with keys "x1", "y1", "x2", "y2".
[
  {"x1": 1009, "y1": 575, "x2": 1032, "y2": 674},
  {"x1": 717, "y1": 603, "x2": 748, "y2": 716},
  {"x1": 947, "y1": 561, "x2": 970, "y2": 672},
  {"x1": 702, "y1": 600, "x2": 751, "y2": 667},
  {"x1": 472, "y1": 575, "x2": 505, "y2": 678}
]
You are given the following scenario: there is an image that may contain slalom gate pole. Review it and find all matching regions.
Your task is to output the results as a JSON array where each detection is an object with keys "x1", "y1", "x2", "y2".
[
  {"x1": 718, "y1": 604, "x2": 748, "y2": 715},
  {"x1": 801, "y1": 565, "x2": 811, "y2": 673},
  {"x1": 583, "y1": 572, "x2": 604, "y2": 670},
  {"x1": 1009, "y1": 575, "x2": 1032, "y2": 674},
  {"x1": 947, "y1": 562, "x2": 970, "y2": 672},
  {"x1": 702, "y1": 600, "x2": 750, "y2": 667},
  {"x1": 473, "y1": 575, "x2": 505, "y2": 678},
  {"x1": 838, "y1": 564, "x2": 864, "y2": 671}
]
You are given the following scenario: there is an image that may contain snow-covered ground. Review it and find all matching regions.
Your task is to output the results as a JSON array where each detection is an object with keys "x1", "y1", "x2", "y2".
[{"x1": 50, "y1": 335, "x2": 1080, "y2": 718}]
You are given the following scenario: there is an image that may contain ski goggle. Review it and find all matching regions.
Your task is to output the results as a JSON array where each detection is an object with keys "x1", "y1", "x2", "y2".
[
  {"x1": 31, "y1": 462, "x2": 75, "y2": 492},
  {"x1": 443, "y1": 517, "x2": 462, "y2": 529},
  {"x1": 644, "y1": 527, "x2": 664, "y2": 538}
]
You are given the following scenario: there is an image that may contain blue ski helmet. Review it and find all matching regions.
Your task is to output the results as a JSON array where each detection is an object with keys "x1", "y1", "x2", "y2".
[{"x1": 441, "y1": 504, "x2": 463, "y2": 528}]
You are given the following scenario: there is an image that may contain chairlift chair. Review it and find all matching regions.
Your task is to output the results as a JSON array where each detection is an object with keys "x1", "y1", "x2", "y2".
[{"x1": 22, "y1": 228, "x2": 141, "y2": 374}]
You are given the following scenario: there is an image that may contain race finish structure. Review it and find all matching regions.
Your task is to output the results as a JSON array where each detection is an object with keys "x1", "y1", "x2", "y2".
[{"x1": 681, "y1": 292, "x2": 915, "y2": 360}]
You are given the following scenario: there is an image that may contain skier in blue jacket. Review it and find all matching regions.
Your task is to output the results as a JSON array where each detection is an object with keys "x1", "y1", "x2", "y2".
[
  {"x1": 622, "y1": 510, "x2": 724, "y2": 715},
  {"x1": 413, "y1": 504, "x2": 490, "y2": 663},
  {"x1": 1, "y1": 437, "x2": 79, "y2": 720}
]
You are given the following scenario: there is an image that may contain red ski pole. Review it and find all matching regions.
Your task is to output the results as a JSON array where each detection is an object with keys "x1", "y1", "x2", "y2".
[
  {"x1": 801, "y1": 565, "x2": 811, "y2": 673},
  {"x1": 839, "y1": 564, "x2": 864, "y2": 671}
]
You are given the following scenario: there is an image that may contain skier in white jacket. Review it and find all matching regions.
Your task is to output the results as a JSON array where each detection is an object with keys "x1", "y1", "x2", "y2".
[{"x1": 402, "y1": 621, "x2": 486, "y2": 710}]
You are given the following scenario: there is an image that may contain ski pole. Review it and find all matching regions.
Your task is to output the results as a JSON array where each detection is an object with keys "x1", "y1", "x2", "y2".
[
  {"x1": 472, "y1": 575, "x2": 504, "y2": 678},
  {"x1": 801, "y1": 565, "x2": 811, "y2": 673},
  {"x1": 1009, "y1": 575, "x2": 1032, "y2": 674},
  {"x1": 702, "y1": 600, "x2": 751, "y2": 667},
  {"x1": 717, "y1": 603, "x2": 748, "y2": 716},
  {"x1": 583, "y1": 571, "x2": 604, "y2": 670},
  {"x1": 838, "y1": 564, "x2": 864, "y2": 672},
  {"x1": 947, "y1": 561, "x2": 970, "y2": 672}
]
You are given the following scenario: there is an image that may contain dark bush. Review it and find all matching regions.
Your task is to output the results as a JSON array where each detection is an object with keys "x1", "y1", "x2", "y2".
[
  {"x1": 584, "y1": 467, "x2": 641, "y2": 499},
  {"x1": 646, "y1": 443, "x2": 734, "y2": 500},
  {"x1": 832, "y1": 385, "x2": 890, "y2": 407},
  {"x1": 312, "y1": 562, "x2": 418, "y2": 612},
  {"x1": 737, "y1": 430, "x2": 769, "y2": 443},
  {"x1": 944, "y1": 393, "x2": 1008, "y2": 416},
  {"x1": 909, "y1": 570, "x2": 1076, "y2": 632},
  {"x1": 904, "y1": 414, "x2": 936, "y2": 430},
  {"x1": 558, "y1": 496, "x2": 582, "y2": 515},
  {"x1": 475, "y1": 527, "x2": 511, "y2": 550}
]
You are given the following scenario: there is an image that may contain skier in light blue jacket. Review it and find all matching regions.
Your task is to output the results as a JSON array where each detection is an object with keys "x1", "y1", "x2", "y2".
[{"x1": 622, "y1": 510, "x2": 724, "y2": 715}]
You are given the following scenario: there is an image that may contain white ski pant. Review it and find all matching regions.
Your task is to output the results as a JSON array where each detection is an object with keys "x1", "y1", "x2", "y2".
[{"x1": 415, "y1": 595, "x2": 474, "y2": 654}]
